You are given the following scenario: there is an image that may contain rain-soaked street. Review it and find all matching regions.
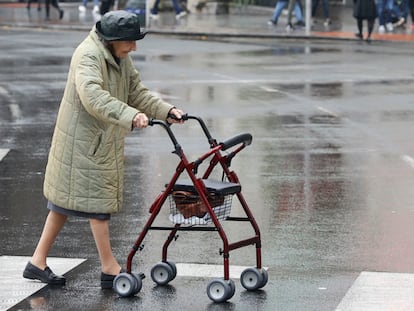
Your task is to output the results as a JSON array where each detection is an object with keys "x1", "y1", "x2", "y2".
[{"x1": 1, "y1": 27, "x2": 414, "y2": 310}]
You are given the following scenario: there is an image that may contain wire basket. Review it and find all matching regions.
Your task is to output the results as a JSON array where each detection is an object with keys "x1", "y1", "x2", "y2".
[{"x1": 169, "y1": 191, "x2": 233, "y2": 224}]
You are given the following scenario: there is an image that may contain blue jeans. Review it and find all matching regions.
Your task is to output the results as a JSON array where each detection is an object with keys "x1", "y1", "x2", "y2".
[
  {"x1": 393, "y1": 0, "x2": 408, "y2": 20},
  {"x1": 377, "y1": 0, "x2": 394, "y2": 25},
  {"x1": 271, "y1": 0, "x2": 303, "y2": 23},
  {"x1": 82, "y1": 0, "x2": 99, "y2": 6},
  {"x1": 151, "y1": 0, "x2": 182, "y2": 14}
]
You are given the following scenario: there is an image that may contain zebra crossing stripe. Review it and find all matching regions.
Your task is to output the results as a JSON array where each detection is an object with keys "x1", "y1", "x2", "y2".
[{"x1": 0, "y1": 149, "x2": 9, "y2": 162}]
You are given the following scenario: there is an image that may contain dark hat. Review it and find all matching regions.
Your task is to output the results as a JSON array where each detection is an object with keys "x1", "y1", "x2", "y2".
[{"x1": 96, "y1": 11, "x2": 147, "y2": 41}]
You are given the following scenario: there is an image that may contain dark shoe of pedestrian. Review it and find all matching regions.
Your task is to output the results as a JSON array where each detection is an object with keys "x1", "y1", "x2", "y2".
[
  {"x1": 23, "y1": 262, "x2": 66, "y2": 285},
  {"x1": 295, "y1": 20, "x2": 305, "y2": 27},
  {"x1": 101, "y1": 268, "x2": 124, "y2": 289},
  {"x1": 59, "y1": 9, "x2": 64, "y2": 20},
  {"x1": 285, "y1": 23, "x2": 294, "y2": 32},
  {"x1": 267, "y1": 19, "x2": 277, "y2": 26},
  {"x1": 366, "y1": 37, "x2": 372, "y2": 43},
  {"x1": 195, "y1": 1, "x2": 206, "y2": 11},
  {"x1": 355, "y1": 32, "x2": 363, "y2": 40}
]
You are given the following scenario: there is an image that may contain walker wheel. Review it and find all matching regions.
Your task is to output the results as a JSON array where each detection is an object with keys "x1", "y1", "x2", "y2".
[
  {"x1": 240, "y1": 267, "x2": 263, "y2": 291},
  {"x1": 206, "y1": 278, "x2": 234, "y2": 303},
  {"x1": 259, "y1": 268, "x2": 268, "y2": 288},
  {"x1": 113, "y1": 273, "x2": 136, "y2": 297},
  {"x1": 165, "y1": 261, "x2": 177, "y2": 281},
  {"x1": 228, "y1": 278, "x2": 236, "y2": 298},
  {"x1": 131, "y1": 272, "x2": 143, "y2": 295},
  {"x1": 151, "y1": 262, "x2": 174, "y2": 286}
]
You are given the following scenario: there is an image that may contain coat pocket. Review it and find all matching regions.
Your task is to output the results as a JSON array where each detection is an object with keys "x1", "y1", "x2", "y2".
[{"x1": 88, "y1": 131, "x2": 103, "y2": 157}]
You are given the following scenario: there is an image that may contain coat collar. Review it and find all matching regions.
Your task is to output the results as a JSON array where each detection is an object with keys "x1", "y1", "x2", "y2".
[{"x1": 90, "y1": 25, "x2": 122, "y2": 70}]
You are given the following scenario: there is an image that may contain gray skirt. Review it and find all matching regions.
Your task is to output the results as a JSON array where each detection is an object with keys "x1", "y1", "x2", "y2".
[{"x1": 47, "y1": 201, "x2": 111, "y2": 220}]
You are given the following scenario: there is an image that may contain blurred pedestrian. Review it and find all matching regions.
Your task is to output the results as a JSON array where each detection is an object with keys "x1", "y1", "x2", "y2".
[
  {"x1": 409, "y1": 0, "x2": 414, "y2": 28},
  {"x1": 27, "y1": 0, "x2": 41, "y2": 11},
  {"x1": 78, "y1": 0, "x2": 100, "y2": 13},
  {"x1": 391, "y1": 0, "x2": 407, "y2": 28},
  {"x1": 286, "y1": 0, "x2": 303, "y2": 31},
  {"x1": 22, "y1": 10, "x2": 185, "y2": 288},
  {"x1": 99, "y1": 0, "x2": 114, "y2": 15},
  {"x1": 377, "y1": 0, "x2": 394, "y2": 32},
  {"x1": 45, "y1": 0, "x2": 64, "y2": 20},
  {"x1": 353, "y1": 0, "x2": 377, "y2": 42},
  {"x1": 312, "y1": 0, "x2": 331, "y2": 27},
  {"x1": 150, "y1": 0, "x2": 187, "y2": 20},
  {"x1": 268, "y1": 0, "x2": 304, "y2": 27}
]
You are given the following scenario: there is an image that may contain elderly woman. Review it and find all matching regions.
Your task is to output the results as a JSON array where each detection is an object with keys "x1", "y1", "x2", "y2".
[{"x1": 23, "y1": 11, "x2": 184, "y2": 288}]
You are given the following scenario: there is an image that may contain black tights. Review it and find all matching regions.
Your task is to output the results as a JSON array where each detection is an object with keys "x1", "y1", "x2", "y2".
[
  {"x1": 357, "y1": 18, "x2": 375, "y2": 38},
  {"x1": 45, "y1": 0, "x2": 61, "y2": 17},
  {"x1": 410, "y1": 0, "x2": 414, "y2": 22}
]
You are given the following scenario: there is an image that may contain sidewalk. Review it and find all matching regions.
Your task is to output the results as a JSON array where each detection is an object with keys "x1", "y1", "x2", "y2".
[{"x1": 1, "y1": 1, "x2": 414, "y2": 43}]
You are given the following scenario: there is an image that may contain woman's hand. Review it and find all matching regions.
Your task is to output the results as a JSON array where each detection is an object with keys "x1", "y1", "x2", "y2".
[
  {"x1": 132, "y1": 112, "x2": 149, "y2": 128},
  {"x1": 167, "y1": 108, "x2": 185, "y2": 124}
]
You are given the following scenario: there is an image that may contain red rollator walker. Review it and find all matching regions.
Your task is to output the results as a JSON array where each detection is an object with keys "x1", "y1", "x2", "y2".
[{"x1": 113, "y1": 114, "x2": 268, "y2": 302}]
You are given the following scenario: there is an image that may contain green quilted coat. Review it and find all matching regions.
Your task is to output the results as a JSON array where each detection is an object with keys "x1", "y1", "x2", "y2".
[{"x1": 44, "y1": 27, "x2": 173, "y2": 214}]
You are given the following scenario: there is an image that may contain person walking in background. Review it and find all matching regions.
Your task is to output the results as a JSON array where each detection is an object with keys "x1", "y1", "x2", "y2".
[
  {"x1": 99, "y1": 0, "x2": 114, "y2": 15},
  {"x1": 312, "y1": 0, "x2": 331, "y2": 26},
  {"x1": 377, "y1": 0, "x2": 394, "y2": 32},
  {"x1": 285, "y1": 0, "x2": 304, "y2": 31},
  {"x1": 27, "y1": 0, "x2": 41, "y2": 11},
  {"x1": 353, "y1": 0, "x2": 377, "y2": 42},
  {"x1": 78, "y1": 0, "x2": 100, "y2": 13},
  {"x1": 150, "y1": 0, "x2": 187, "y2": 20},
  {"x1": 391, "y1": 0, "x2": 407, "y2": 29},
  {"x1": 22, "y1": 10, "x2": 185, "y2": 288},
  {"x1": 45, "y1": 0, "x2": 64, "y2": 20},
  {"x1": 408, "y1": 0, "x2": 414, "y2": 28},
  {"x1": 268, "y1": 0, "x2": 305, "y2": 27}
]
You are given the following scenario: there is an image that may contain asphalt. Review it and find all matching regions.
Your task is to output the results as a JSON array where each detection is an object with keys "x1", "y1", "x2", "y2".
[{"x1": 1, "y1": 0, "x2": 414, "y2": 42}]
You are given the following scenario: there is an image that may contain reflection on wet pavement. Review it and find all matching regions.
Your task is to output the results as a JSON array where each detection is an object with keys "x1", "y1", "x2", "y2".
[{"x1": 2, "y1": 30, "x2": 414, "y2": 310}]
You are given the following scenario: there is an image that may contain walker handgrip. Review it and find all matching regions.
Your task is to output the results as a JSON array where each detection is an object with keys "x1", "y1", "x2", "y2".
[
  {"x1": 220, "y1": 133, "x2": 252, "y2": 151},
  {"x1": 167, "y1": 113, "x2": 189, "y2": 121}
]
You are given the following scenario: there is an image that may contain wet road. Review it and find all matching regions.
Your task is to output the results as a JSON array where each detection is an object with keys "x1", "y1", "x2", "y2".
[{"x1": 1, "y1": 28, "x2": 414, "y2": 310}]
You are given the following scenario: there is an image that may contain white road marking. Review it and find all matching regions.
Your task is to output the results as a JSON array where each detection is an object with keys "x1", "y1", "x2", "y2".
[
  {"x1": 0, "y1": 149, "x2": 9, "y2": 162},
  {"x1": 336, "y1": 271, "x2": 414, "y2": 311},
  {"x1": 0, "y1": 256, "x2": 86, "y2": 311},
  {"x1": 317, "y1": 106, "x2": 339, "y2": 117},
  {"x1": 8, "y1": 104, "x2": 21, "y2": 120},
  {"x1": 176, "y1": 263, "x2": 267, "y2": 279},
  {"x1": 260, "y1": 86, "x2": 281, "y2": 93},
  {"x1": 402, "y1": 155, "x2": 414, "y2": 169}
]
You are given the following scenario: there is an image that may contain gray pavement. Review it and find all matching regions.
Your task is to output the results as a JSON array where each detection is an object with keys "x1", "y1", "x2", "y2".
[
  {"x1": 2, "y1": 4, "x2": 414, "y2": 311},
  {"x1": 1, "y1": 0, "x2": 414, "y2": 42}
]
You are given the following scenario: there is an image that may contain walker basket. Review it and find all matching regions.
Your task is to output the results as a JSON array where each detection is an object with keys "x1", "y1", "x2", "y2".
[
  {"x1": 168, "y1": 179, "x2": 241, "y2": 224},
  {"x1": 171, "y1": 191, "x2": 225, "y2": 218}
]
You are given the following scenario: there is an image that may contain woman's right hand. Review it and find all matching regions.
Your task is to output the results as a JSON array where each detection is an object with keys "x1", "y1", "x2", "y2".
[{"x1": 132, "y1": 112, "x2": 149, "y2": 129}]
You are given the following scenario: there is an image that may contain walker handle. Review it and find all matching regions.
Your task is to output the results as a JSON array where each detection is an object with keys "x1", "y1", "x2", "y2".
[
  {"x1": 167, "y1": 112, "x2": 189, "y2": 121},
  {"x1": 220, "y1": 133, "x2": 252, "y2": 151}
]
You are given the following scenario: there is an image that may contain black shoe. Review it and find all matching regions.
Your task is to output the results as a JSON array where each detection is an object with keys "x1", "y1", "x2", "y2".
[
  {"x1": 23, "y1": 262, "x2": 66, "y2": 285},
  {"x1": 59, "y1": 10, "x2": 64, "y2": 20},
  {"x1": 295, "y1": 20, "x2": 305, "y2": 27},
  {"x1": 355, "y1": 32, "x2": 363, "y2": 40},
  {"x1": 101, "y1": 268, "x2": 125, "y2": 289},
  {"x1": 285, "y1": 23, "x2": 294, "y2": 32}
]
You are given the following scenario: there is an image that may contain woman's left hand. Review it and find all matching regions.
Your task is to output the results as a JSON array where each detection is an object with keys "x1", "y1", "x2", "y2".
[{"x1": 167, "y1": 108, "x2": 185, "y2": 124}]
